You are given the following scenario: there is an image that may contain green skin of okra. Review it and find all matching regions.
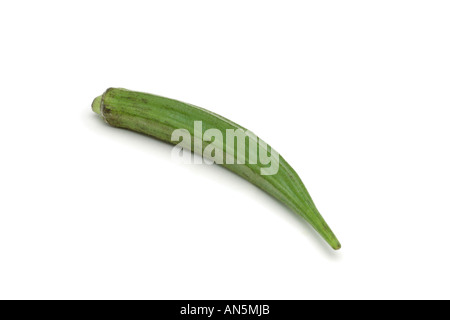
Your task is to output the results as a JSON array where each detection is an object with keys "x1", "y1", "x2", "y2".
[{"x1": 92, "y1": 88, "x2": 341, "y2": 250}]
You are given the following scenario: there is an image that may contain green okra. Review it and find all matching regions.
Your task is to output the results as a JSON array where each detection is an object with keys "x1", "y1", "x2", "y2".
[{"x1": 92, "y1": 88, "x2": 341, "y2": 250}]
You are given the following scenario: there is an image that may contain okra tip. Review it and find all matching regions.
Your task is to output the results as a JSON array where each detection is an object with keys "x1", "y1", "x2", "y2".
[
  {"x1": 323, "y1": 229, "x2": 341, "y2": 250},
  {"x1": 92, "y1": 95, "x2": 102, "y2": 115},
  {"x1": 331, "y1": 240, "x2": 341, "y2": 251}
]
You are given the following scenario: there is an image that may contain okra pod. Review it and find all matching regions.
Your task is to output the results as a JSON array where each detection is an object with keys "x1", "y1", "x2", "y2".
[{"x1": 92, "y1": 88, "x2": 341, "y2": 250}]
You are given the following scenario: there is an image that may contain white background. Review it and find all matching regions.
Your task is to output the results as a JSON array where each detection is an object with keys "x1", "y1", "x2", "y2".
[{"x1": 0, "y1": 1, "x2": 449, "y2": 300}]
